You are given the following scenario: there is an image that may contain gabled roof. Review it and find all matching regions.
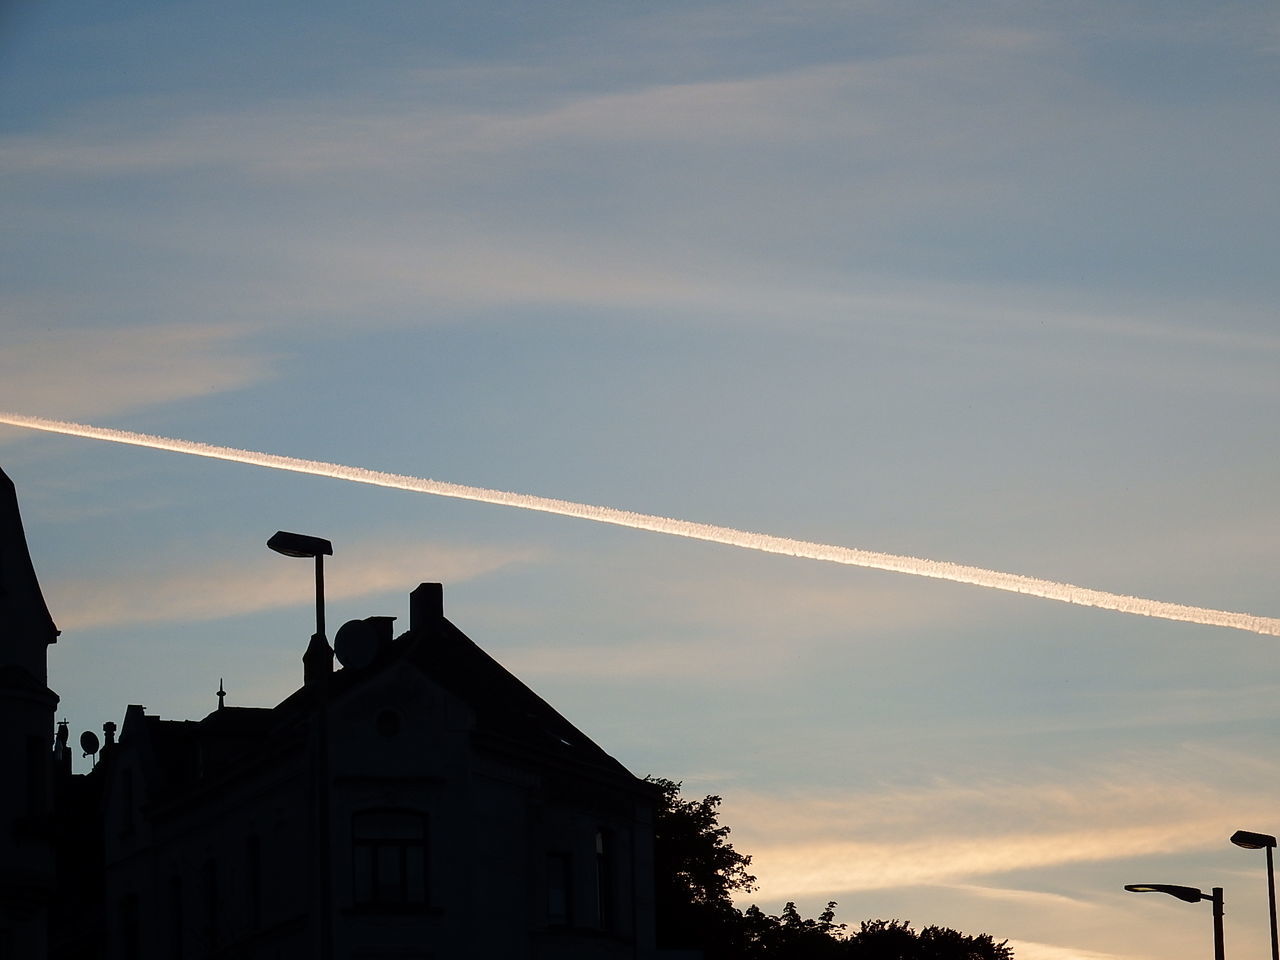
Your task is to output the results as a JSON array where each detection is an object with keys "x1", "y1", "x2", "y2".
[
  {"x1": 133, "y1": 587, "x2": 640, "y2": 804},
  {"x1": 401, "y1": 615, "x2": 634, "y2": 780},
  {"x1": 272, "y1": 608, "x2": 637, "y2": 783}
]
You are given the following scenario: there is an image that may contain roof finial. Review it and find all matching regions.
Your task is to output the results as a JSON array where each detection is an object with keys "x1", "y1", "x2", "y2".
[{"x1": 216, "y1": 677, "x2": 226, "y2": 711}]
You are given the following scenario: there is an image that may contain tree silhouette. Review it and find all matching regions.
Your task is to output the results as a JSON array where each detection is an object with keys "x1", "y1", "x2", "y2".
[
  {"x1": 841, "y1": 918, "x2": 1014, "y2": 959},
  {"x1": 648, "y1": 776, "x2": 756, "y2": 956},
  {"x1": 649, "y1": 778, "x2": 1013, "y2": 960},
  {"x1": 740, "y1": 901, "x2": 848, "y2": 959}
]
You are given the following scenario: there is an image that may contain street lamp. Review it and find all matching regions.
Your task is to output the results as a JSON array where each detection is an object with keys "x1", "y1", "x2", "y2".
[
  {"x1": 267, "y1": 530, "x2": 335, "y2": 960},
  {"x1": 1125, "y1": 884, "x2": 1224, "y2": 960},
  {"x1": 268, "y1": 531, "x2": 334, "y2": 686},
  {"x1": 1231, "y1": 829, "x2": 1278, "y2": 960},
  {"x1": 267, "y1": 531, "x2": 333, "y2": 637}
]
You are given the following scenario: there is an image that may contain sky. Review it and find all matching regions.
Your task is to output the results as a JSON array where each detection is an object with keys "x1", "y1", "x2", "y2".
[{"x1": 1, "y1": 1, "x2": 1278, "y2": 957}]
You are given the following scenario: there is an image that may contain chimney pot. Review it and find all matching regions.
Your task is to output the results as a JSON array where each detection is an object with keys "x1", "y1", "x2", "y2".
[{"x1": 410, "y1": 583, "x2": 444, "y2": 634}]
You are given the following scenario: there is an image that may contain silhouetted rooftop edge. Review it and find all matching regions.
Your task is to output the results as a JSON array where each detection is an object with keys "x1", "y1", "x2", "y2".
[
  {"x1": 128, "y1": 588, "x2": 638, "y2": 806},
  {"x1": 0, "y1": 466, "x2": 59, "y2": 657}
]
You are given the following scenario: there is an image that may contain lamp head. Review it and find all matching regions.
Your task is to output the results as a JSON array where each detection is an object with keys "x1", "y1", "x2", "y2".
[
  {"x1": 267, "y1": 531, "x2": 333, "y2": 559},
  {"x1": 1124, "y1": 884, "x2": 1205, "y2": 904},
  {"x1": 1231, "y1": 829, "x2": 1277, "y2": 850}
]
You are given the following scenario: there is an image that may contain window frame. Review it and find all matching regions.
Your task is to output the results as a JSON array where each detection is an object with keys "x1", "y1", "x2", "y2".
[
  {"x1": 545, "y1": 851, "x2": 573, "y2": 927},
  {"x1": 351, "y1": 808, "x2": 430, "y2": 911}
]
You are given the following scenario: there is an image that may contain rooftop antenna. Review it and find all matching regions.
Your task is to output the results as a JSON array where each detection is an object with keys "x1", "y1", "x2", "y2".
[
  {"x1": 335, "y1": 617, "x2": 395, "y2": 670},
  {"x1": 53, "y1": 720, "x2": 70, "y2": 776},
  {"x1": 79, "y1": 730, "x2": 100, "y2": 769}
]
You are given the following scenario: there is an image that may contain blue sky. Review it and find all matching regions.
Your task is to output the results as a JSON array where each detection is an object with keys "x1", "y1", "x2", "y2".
[{"x1": 2, "y1": 2, "x2": 1279, "y2": 957}]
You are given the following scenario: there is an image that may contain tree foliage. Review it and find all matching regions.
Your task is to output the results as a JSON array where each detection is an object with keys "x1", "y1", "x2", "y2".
[
  {"x1": 648, "y1": 776, "x2": 756, "y2": 955},
  {"x1": 648, "y1": 777, "x2": 1013, "y2": 960}
]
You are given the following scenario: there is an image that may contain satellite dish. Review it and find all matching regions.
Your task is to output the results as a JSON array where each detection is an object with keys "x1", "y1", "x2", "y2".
[
  {"x1": 334, "y1": 619, "x2": 378, "y2": 670},
  {"x1": 79, "y1": 731, "x2": 100, "y2": 757}
]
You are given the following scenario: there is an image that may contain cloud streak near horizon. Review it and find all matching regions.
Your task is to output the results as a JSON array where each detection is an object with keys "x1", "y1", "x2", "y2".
[
  {"x1": 4, "y1": 410, "x2": 1278, "y2": 637},
  {"x1": 44, "y1": 538, "x2": 534, "y2": 632}
]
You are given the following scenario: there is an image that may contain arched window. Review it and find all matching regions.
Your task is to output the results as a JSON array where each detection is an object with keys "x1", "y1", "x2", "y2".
[{"x1": 352, "y1": 810, "x2": 429, "y2": 907}]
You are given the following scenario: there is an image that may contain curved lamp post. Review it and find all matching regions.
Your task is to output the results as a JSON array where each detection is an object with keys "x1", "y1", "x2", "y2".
[
  {"x1": 267, "y1": 530, "x2": 333, "y2": 638},
  {"x1": 1231, "y1": 829, "x2": 1278, "y2": 960},
  {"x1": 1124, "y1": 884, "x2": 1224, "y2": 960},
  {"x1": 268, "y1": 530, "x2": 336, "y2": 690},
  {"x1": 267, "y1": 530, "x2": 335, "y2": 960}
]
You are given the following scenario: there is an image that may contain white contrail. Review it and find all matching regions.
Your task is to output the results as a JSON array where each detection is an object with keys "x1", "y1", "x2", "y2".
[{"x1": 3, "y1": 410, "x2": 1277, "y2": 637}]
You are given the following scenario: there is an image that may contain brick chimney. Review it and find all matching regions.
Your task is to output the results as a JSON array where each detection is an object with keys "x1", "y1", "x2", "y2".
[{"x1": 410, "y1": 583, "x2": 444, "y2": 635}]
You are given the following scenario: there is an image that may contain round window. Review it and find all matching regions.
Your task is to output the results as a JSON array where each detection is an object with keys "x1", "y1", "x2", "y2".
[{"x1": 375, "y1": 709, "x2": 401, "y2": 738}]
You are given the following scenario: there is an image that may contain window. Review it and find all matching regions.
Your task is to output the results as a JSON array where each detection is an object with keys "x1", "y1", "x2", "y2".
[
  {"x1": 375, "y1": 709, "x2": 400, "y2": 738},
  {"x1": 120, "y1": 769, "x2": 135, "y2": 836},
  {"x1": 25, "y1": 736, "x2": 45, "y2": 816},
  {"x1": 203, "y1": 858, "x2": 219, "y2": 948},
  {"x1": 169, "y1": 875, "x2": 184, "y2": 959},
  {"x1": 595, "y1": 830, "x2": 615, "y2": 931},
  {"x1": 118, "y1": 894, "x2": 139, "y2": 959},
  {"x1": 352, "y1": 810, "x2": 428, "y2": 907},
  {"x1": 546, "y1": 852, "x2": 572, "y2": 926},
  {"x1": 246, "y1": 835, "x2": 262, "y2": 929}
]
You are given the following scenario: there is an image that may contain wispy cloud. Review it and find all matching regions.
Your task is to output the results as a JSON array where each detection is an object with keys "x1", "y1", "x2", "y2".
[
  {"x1": 0, "y1": 323, "x2": 269, "y2": 426},
  {"x1": 1005, "y1": 940, "x2": 1135, "y2": 960},
  {"x1": 6, "y1": 27, "x2": 1277, "y2": 362},
  {"x1": 45, "y1": 538, "x2": 538, "y2": 631},
  {"x1": 0, "y1": 62, "x2": 887, "y2": 178},
  {"x1": 494, "y1": 570, "x2": 998, "y2": 681},
  {"x1": 744, "y1": 817, "x2": 1231, "y2": 899},
  {"x1": 719, "y1": 757, "x2": 1279, "y2": 899},
  {"x1": 938, "y1": 883, "x2": 1095, "y2": 911}
]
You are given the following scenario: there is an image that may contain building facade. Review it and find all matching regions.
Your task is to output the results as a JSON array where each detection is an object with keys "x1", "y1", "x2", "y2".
[
  {"x1": 0, "y1": 467, "x2": 61, "y2": 960},
  {"x1": 0, "y1": 467, "x2": 659, "y2": 960}
]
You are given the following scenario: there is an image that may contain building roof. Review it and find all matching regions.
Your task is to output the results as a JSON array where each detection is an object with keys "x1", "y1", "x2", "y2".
[
  {"x1": 402, "y1": 613, "x2": 634, "y2": 779},
  {"x1": 129, "y1": 583, "x2": 640, "y2": 805}
]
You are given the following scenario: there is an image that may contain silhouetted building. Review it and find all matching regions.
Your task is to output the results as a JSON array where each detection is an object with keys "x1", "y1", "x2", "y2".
[
  {"x1": 0, "y1": 467, "x2": 659, "y2": 959},
  {"x1": 0, "y1": 467, "x2": 61, "y2": 959}
]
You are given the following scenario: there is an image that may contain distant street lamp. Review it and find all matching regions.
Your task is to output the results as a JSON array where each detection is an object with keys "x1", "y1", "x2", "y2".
[
  {"x1": 1231, "y1": 829, "x2": 1278, "y2": 960},
  {"x1": 1125, "y1": 884, "x2": 1224, "y2": 960}
]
